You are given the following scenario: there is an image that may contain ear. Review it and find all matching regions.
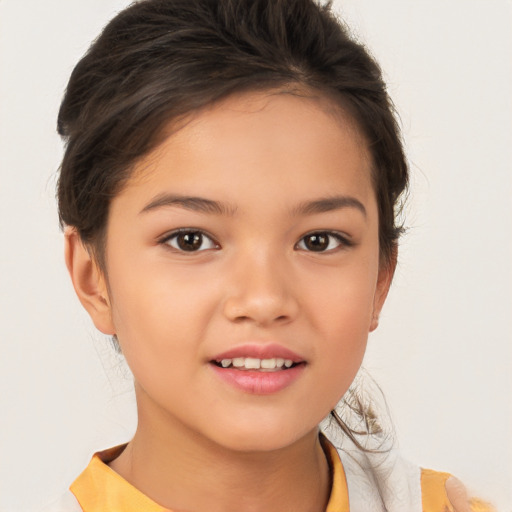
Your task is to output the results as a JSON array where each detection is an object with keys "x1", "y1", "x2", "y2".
[
  {"x1": 369, "y1": 249, "x2": 397, "y2": 332},
  {"x1": 64, "y1": 227, "x2": 115, "y2": 335}
]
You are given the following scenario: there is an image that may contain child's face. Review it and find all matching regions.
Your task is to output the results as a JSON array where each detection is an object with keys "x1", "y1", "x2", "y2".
[{"x1": 76, "y1": 91, "x2": 393, "y2": 451}]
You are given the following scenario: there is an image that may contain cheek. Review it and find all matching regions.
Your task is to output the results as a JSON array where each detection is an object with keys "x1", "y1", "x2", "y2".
[
  {"x1": 106, "y1": 257, "x2": 221, "y2": 359},
  {"x1": 305, "y1": 260, "x2": 378, "y2": 336},
  {"x1": 301, "y1": 260, "x2": 378, "y2": 397},
  {"x1": 107, "y1": 273, "x2": 205, "y2": 402}
]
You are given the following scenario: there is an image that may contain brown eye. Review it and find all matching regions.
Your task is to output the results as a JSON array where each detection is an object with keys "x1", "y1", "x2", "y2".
[
  {"x1": 304, "y1": 233, "x2": 329, "y2": 251},
  {"x1": 165, "y1": 230, "x2": 217, "y2": 252},
  {"x1": 297, "y1": 232, "x2": 347, "y2": 252}
]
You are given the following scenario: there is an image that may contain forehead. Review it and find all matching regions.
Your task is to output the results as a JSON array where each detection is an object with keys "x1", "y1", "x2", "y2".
[{"x1": 123, "y1": 90, "x2": 374, "y2": 210}]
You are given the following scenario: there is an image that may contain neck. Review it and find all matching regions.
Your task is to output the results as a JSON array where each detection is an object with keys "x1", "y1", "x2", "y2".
[{"x1": 109, "y1": 388, "x2": 330, "y2": 512}]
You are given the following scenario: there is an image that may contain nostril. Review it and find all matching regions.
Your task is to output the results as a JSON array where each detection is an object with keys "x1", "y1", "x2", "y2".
[
  {"x1": 233, "y1": 314, "x2": 290, "y2": 325},
  {"x1": 223, "y1": 291, "x2": 298, "y2": 326},
  {"x1": 233, "y1": 315, "x2": 250, "y2": 323}
]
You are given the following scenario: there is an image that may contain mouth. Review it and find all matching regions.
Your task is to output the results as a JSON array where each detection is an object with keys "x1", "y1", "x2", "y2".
[
  {"x1": 211, "y1": 357, "x2": 302, "y2": 372},
  {"x1": 209, "y1": 344, "x2": 306, "y2": 394}
]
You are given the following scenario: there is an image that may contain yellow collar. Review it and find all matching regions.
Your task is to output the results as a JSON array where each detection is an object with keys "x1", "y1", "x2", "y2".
[
  {"x1": 70, "y1": 437, "x2": 349, "y2": 512},
  {"x1": 322, "y1": 435, "x2": 350, "y2": 512}
]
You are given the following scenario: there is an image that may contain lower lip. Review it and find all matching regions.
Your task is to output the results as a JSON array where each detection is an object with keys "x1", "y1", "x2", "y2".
[{"x1": 210, "y1": 364, "x2": 305, "y2": 395}]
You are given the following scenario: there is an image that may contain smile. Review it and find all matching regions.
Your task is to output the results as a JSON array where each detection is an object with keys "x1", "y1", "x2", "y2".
[
  {"x1": 214, "y1": 357, "x2": 296, "y2": 371},
  {"x1": 209, "y1": 344, "x2": 306, "y2": 394}
]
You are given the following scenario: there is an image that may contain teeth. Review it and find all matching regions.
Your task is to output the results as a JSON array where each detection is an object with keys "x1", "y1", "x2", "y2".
[
  {"x1": 245, "y1": 357, "x2": 260, "y2": 369},
  {"x1": 218, "y1": 357, "x2": 296, "y2": 370},
  {"x1": 261, "y1": 358, "x2": 276, "y2": 369}
]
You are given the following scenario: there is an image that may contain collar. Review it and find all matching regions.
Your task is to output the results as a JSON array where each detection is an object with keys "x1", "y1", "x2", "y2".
[
  {"x1": 70, "y1": 444, "x2": 167, "y2": 512},
  {"x1": 70, "y1": 436, "x2": 349, "y2": 512}
]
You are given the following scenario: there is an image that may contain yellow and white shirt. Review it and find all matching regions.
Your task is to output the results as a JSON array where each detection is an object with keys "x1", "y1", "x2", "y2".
[{"x1": 44, "y1": 437, "x2": 492, "y2": 512}]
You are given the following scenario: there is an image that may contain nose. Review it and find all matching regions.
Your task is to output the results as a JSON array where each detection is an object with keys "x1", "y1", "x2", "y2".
[{"x1": 222, "y1": 250, "x2": 299, "y2": 327}]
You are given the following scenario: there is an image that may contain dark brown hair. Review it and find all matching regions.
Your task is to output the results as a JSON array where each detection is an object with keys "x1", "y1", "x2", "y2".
[
  {"x1": 57, "y1": 0, "x2": 407, "y2": 267},
  {"x1": 57, "y1": 0, "x2": 408, "y2": 450}
]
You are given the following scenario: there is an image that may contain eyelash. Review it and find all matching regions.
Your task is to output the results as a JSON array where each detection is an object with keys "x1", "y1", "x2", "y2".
[
  {"x1": 295, "y1": 231, "x2": 353, "y2": 253},
  {"x1": 159, "y1": 228, "x2": 219, "y2": 252},
  {"x1": 158, "y1": 229, "x2": 352, "y2": 253}
]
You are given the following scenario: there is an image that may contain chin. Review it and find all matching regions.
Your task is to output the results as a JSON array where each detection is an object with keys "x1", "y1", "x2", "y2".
[{"x1": 206, "y1": 419, "x2": 318, "y2": 454}]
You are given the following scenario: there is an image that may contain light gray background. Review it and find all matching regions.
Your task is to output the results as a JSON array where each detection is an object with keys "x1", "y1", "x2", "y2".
[{"x1": 0, "y1": 1, "x2": 511, "y2": 511}]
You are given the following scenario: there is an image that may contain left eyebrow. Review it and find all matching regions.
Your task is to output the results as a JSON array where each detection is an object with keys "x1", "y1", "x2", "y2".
[
  {"x1": 139, "y1": 193, "x2": 237, "y2": 216},
  {"x1": 291, "y1": 196, "x2": 367, "y2": 218}
]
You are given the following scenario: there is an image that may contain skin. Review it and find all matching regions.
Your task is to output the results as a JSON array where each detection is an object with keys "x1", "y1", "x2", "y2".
[{"x1": 65, "y1": 90, "x2": 468, "y2": 512}]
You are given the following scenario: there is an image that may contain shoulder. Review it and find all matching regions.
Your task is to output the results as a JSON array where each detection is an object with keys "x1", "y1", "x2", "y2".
[
  {"x1": 41, "y1": 490, "x2": 82, "y2": 512},
  {"x1": 421, "y1": 469, "x2": 495, "y2": 512},
  {"x1": 445, "y1": 476, "x2": 471, "y2": 512}
]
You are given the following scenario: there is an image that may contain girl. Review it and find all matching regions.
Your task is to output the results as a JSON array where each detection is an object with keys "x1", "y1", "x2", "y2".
[{"x1": 46, "y1": 0, "x2": 492, "y2": 510}]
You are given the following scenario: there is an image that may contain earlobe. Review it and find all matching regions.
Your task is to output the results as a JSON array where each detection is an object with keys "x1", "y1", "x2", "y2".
[
  {"x1": 64, "y1": 227, "x2": 115, "y2": 335},
  {"x1": 369, "y1": 251, "x2": 397, "y2": 332}
]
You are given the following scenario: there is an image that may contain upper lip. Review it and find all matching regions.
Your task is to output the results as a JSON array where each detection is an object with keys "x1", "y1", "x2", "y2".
[{"x1": 211, "y1": 343, "x2": 305, "y2": 363}]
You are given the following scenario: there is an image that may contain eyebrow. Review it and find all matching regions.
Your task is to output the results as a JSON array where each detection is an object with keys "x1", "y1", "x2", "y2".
[
  {"x1": 291, "y1": 196, "x2": 367, "y2": 218},
  {"x1": 140, "y1": 194, "x2": 237, "y2": 216},
  {"x1": 140, "y1": 193, "x2": 366, "y2": 218}
]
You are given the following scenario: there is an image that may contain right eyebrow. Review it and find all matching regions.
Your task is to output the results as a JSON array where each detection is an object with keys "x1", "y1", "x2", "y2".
[
  {"x1": 139, "y1": 193, "x2": 237, "y2": 216},
  {"x1": 291, "y1": 195, "x2": 367, "y2": 218}
]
